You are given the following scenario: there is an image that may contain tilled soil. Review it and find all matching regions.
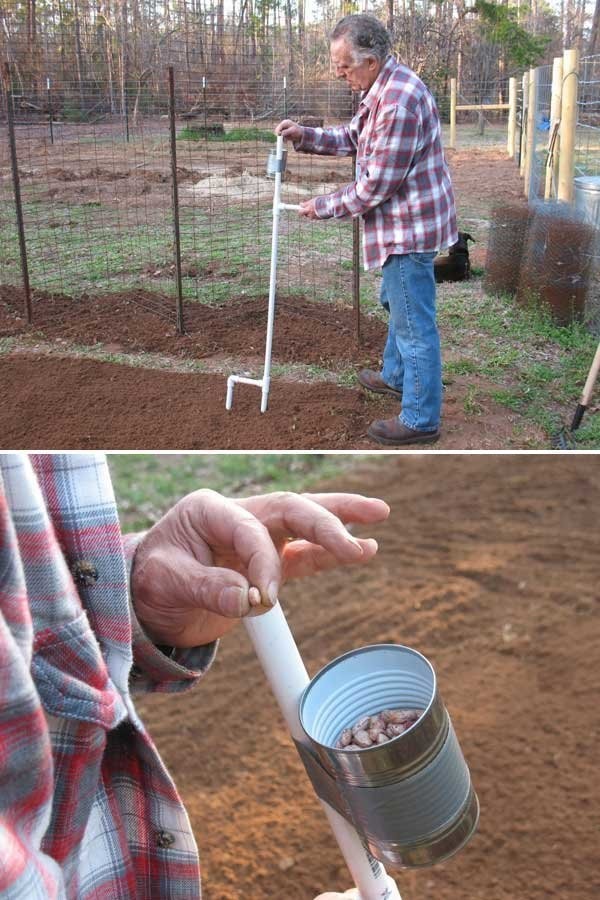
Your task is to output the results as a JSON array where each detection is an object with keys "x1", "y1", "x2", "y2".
[
  {"x1": 0, "y1": 144, "x2": 537, "y2": 450},
  {"x1": 0, "y1": 353, "x2": 543, "y2": 450},
  {"x1": 135, "y1": 455, "x2": 600, "y2": 900},
  {"x1": 0, "y1": 287, "x2": 386, "y2": 369}
]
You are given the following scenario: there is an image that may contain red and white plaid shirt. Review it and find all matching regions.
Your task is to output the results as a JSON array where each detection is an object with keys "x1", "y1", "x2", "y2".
[
  {"x1": 297, "y1": 56, "x2": 457, "y2": 270},
  {"x1": 0, "y1": 453, "x2": 215, "y2": 899}
]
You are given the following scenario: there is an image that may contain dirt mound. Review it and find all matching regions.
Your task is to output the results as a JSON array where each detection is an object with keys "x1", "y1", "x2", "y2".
[
  {"x1": 0, "y1": 286, "x2": 387, "y2": 369},
  {"x1": 135, "y1": 456, "x2": 600, "y2": 900}
]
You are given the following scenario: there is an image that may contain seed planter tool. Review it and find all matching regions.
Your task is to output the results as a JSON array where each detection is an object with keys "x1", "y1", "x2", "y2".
[
  {"x1": 244, "y1": 602, "x2": 403, "y2": 900},
  {"x1": 226, "y1": 135, "x2": 300, "y2": 413},
  {"x1": 553, "y1": 340, "x2": 600, "y2": 448}
]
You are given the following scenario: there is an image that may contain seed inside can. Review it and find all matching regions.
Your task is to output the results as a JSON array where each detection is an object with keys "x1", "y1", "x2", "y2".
[{"x1": 336, "y1": 708, "x2": 424, "y2": 750}]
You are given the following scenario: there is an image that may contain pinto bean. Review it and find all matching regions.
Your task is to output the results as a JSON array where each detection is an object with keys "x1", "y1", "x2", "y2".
[{"x1": 338, "y1": 707, "x2": 424, "y2": 750}]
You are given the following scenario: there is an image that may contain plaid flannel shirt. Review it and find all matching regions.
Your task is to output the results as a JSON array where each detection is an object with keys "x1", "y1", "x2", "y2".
[
  {"x1": 297, "y1": 56, "x2": 457, "y2": 270},
  {"x1": 0, "y1": 453, "x2": 216, "y2": 899}
]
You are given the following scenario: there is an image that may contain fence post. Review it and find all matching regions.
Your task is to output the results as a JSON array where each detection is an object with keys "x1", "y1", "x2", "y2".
[
  {"x1": 449, "y1": 77, "x2": 457, "y2": 149},
  {"x1": 520, "y1": 70, "x2": 529, "y2": 178},
  {"x1": 558, "y1": 47, "x2": 579, "y2": 204},
  {"x1": 524, "y1": 67, "x2": 537, "y2": 200},
  {"x1": 167, "y1": 65, "x2": 185, "y2": 335},
  {"x1": 544, "y1": 55, "x2": 563, "y2": 200},
  {"x1": 47, "y1": 77, "x2": 54, "y2": 145},
  {"x1": 3, "y1": 62, "x2": 33, "y2": 325},
  {"x1": 507, "y1": 77, "x2": 517, "y2": 158}
]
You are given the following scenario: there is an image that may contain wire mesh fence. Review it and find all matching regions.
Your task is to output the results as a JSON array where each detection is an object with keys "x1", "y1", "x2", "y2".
[
  {"x1": 453, "y1": 76, "x2": 512, "y2": 149},
  {"x1": 528, "y1": 63, "x2": 553, "y2": 200},
  {"x1": 0, "y1": 65, "x2": 361, "y2": 341},
  {"x1": 576, "y1": 54, "x2": 600, "y2": 179}
]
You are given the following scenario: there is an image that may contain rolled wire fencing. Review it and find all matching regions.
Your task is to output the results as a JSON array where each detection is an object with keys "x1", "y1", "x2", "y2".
[{"x1": 0, "y1": 65, "x2": 361, "y2": 345}]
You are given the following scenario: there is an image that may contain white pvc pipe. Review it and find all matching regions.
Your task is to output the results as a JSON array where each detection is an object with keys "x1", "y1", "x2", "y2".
[
  {"x1": 260, "y1": 134, "x2": 285, "y2": 413},
  {"x1": 244, "y1": 603, "x2": 402, "y2": 900},
  {"x1": 226, "y1": 136, "x2": 296, "y2": 413}
]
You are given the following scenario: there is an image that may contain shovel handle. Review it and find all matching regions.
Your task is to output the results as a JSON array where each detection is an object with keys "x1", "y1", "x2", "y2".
[{"x1": 580, "y1": 341, "x2": 600, "y2": 408}]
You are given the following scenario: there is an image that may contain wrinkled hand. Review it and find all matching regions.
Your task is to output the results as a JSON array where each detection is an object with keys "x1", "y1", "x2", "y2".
[
  {"x1": 131, "y1": 490, "x2": 389, "y2": 647},
  {"x1": 299, "y1": 198, "x2": 321, "y2": 220},
  {"x1": 275, "y1": 118, "x2": 303, "y2": 142}
]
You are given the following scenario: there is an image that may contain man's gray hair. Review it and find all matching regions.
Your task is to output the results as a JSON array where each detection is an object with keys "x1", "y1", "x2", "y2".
[{"x1": 331, "y1": 14, "x2": 392, "y2": 65}]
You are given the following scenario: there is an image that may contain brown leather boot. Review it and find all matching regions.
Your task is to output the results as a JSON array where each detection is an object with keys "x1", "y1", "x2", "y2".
[
  {"x1": 367, "y1": 417, "x2": 440, "y2": 446},
  {"x1": 357, "y1": 369, "x2": 403, "y2": 399}
]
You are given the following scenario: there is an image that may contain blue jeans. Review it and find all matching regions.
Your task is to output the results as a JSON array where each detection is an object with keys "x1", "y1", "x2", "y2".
[{"x1": 380, "y1": 252, "x2": 442, "y2": 432}]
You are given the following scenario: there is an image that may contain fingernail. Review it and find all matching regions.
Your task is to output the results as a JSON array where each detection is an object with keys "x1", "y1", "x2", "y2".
[
  {"x1": 266, "y1": 581, "x2": 279, "y2": 607},
  {"x1": 219, "y1": 586, "x2": 246, "y2": 617},
  {"x1": 248, "y1": 586, "x2": 262, "y2": 607},
  {"x1": 346, "y1": 533, "x2": 364, "y2": 552}
]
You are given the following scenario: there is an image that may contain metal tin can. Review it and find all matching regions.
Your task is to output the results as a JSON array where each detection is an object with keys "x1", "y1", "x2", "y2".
[
  {"x1": 299, "y1": 644, "x2": 479, "y2": 869},
  {"x1": 266, "y1": 147, "x2": 287, "y2": 178}
]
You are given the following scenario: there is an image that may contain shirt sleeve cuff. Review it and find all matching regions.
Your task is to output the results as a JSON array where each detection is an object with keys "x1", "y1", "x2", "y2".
[
  {"x1": 294, "y1": 126, "x2": 315, "y2": 152},
  {"x1": 123, "y1": 532, "x2": 218, "y2": 694}
]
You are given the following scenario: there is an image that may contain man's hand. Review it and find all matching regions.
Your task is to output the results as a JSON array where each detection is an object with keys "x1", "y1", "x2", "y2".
[
  {"x1": 131, "y1": 490, "x2": 389, "y2": 648},
  {"x1": 275, "y1": 118, "x2": 303, "y2": 142},
  {"x1": 299, "y1": 198, "x2": 321, "y2": 220}
]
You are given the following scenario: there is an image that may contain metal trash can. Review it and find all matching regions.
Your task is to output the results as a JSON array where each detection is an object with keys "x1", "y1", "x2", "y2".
[
  {"x1": 574, "y1": 176, "x2": 600, "y2": 228},
  {"x1": 298, "y1": 644, "x2": 479, "y2": 869}
]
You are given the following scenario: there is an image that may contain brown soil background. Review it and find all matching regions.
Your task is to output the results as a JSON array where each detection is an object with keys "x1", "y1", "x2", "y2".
[{"x1": 136, "y1": 455, "x2": 600, "y2": 900}]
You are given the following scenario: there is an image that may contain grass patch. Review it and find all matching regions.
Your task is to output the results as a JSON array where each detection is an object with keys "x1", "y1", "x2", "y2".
[
  {"x1": 463, "y1": 385, "x2": 485, "y2": 416},
  {"x1": 109, "y1": 454, "x2": 363, "y2": 531},
  {"x1": 445, "y1": 358, "x2": 479, "y2": 375},
  {"x1": 179, "y1": 126, "x2": 276, "y2": 143}
]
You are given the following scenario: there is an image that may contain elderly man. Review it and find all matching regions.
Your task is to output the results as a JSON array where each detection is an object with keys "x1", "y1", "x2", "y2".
[
  {"x1": 0, "y1": 452, "x2": 389, "y2": 898},
  {"x1": 276, "y1": 14, "x2": 457, "y2": 446}
]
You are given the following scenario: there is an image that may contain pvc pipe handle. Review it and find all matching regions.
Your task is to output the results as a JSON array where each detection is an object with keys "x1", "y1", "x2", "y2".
[{"x1": 244, "y1": 604, "x2": 402, "y2": 900}]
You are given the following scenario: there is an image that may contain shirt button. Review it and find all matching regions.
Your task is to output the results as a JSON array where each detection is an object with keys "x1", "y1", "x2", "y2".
[
  {"x1": 71, "y1": 560, "x2": 99, "y2": 586},
  {"x1": 156, "y1": 830, "x2": 176, "y2": 849}
]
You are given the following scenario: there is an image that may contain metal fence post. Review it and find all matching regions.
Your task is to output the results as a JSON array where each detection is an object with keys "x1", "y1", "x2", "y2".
[
  {"x1": 3, "y1": 62, "x2": 33, "y2": 325},
  {"x1": 558, "y1": 47, "x2": 579, "y2": 204},
  {"x1": 47, "y1": 77, "x2": 54, "y2": 145},
  {"x1": 167, "y1": 65, "x2": 185, "y2": 334},
  {"x1": 351, "y1": 91, "x2": 361, "y2": 346}
]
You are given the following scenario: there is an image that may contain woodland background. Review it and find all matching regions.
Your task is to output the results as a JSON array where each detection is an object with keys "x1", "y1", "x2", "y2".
[{"x1": 1, "y1": 0, "x2": 598, "y2": 122}]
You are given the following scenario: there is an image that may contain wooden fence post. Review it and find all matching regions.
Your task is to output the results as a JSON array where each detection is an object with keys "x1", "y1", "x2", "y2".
[
  {"x1": 545, "y1": 56, "x2": 564, "y2": 200},
  {"x1": 450, "y1": 77, "x2": 457, "y2": 149},
  {"x1": 520, "y1": 70, "x2": 529, "y2": 178},
  {"x1": 507, "y1": 77, "x2": 517, "y2": 158},
  {"x1": 524, "y1": 67, "x2": 537, "y2": 198},
  {"x1": 558, "y1": 47, "x2": 579, "y2": 204}
]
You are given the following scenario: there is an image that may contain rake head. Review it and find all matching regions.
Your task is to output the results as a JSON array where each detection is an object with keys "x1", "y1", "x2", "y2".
[{"x1": 551, "y1": 427, "x2": 578, "y2": 450}]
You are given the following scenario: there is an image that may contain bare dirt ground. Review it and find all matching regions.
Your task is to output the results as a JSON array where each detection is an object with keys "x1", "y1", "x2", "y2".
[
  {"x1": 135, "y1": 455, "x2": 600, "y2": 900},
  {"x1": 0, "y1": 352, "x2": 542, "y2": 450},
  {"x1": 0, "y1": 140, "x2": 547, "y2": 450}
]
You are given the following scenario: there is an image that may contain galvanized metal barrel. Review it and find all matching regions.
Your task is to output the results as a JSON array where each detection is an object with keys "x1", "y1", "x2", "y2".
[
  {"x1": 299, "y1": 644, "x2": 479, "y2": 869},
  {"x1": 574, "y1": 175, "x2": 600, "y2": 228}
]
